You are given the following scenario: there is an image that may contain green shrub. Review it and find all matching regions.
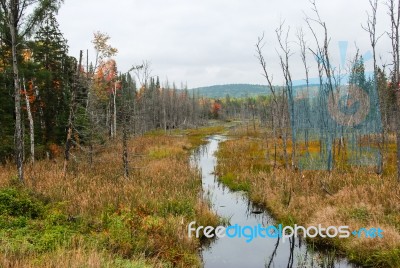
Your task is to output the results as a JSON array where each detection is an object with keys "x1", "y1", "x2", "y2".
[{"x1": 0, "y1": 188, "x2": 44, "y2": 218}]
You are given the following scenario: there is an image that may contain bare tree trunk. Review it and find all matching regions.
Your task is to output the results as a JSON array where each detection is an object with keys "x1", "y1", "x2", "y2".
[
  {"x1": 276, "y1": 22, "x2": 296, "y2": 169},
  {"x1": 122, "y1": 108, "x2": 129, "y2": 177},
  {"x1": 109, "y1": 96, "x2": 114, "y2": 138},
  {"x1": 272, "y1": 107, "x2": 277, "y2": 167},
  {"x1": 297, "y1": 29, "x2": 310, "y2": 154},
  {"x1": 106, "y1": 101, "x2": 111, "y2": 138},
  {"x1": 23, "y1": 77, "x2": 34, "y2": 164},
  {"x1": 364, "y1": 0, "x2": 383, "y2": 174},
  {"x1": 256, "y1": 34, "x2": 279, "y2": 168},
  {"x1": 388, "y1": 0, "x2": 400, "y2": 181},
  {"x1": 306, "y1": 0, "x2": 336, "y2": 171},
  {"x1": 163, "y1": 90, "x2": 167, "y2": 134},
  {"x1": 63, "y1": 51, "x2": 83, "y2": 177},
  {"x1": 396, "y1": 105, "x2": 400, "y2": 180},
  {"x1": 9, "y1": 6, "x2": 24, "y2": 183},
  {"x1": 281, "y1": 91, "x2": 289, "y2": 169},
  {"x1": 89, "y1": 114, "x2": 94, "y2": 166},
  {"x1": 113, "y1": 83, "x2": 117, "y2": 138}
]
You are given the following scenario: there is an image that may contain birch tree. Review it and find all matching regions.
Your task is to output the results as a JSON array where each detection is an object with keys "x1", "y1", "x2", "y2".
[
  {"x1": 0, "y1": 0, "x2": 63, "y2": 183},
  {"x1": 22, "y1": 77, "x2": 34, "y2": 164}
]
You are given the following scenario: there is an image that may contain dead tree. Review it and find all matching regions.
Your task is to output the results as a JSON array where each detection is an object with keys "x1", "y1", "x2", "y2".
[
  {"x1": 305, "y1": 0, "x2": 336, "y2": 171},
  {"x1": 363, "y1": 0, "x2": 384, "y2": 174},
  {"x1": 276, "y1": 21, "x2": 295, "y2": 169},
  {"x1": 387, "y1": 0, "x2": 400, "y2": 181},
  {"x1": 63, "y1": 51, "x2": 83, "y2": 177},
  {"x1": 256, "y1": 33, "x2": 279, "y2": 168},
  {"x1": 297, "y1": 29, "x2": 311, "y2": 154},
  {"x1": 121, "y1": 82, "x2": 129, "y2": 178}
]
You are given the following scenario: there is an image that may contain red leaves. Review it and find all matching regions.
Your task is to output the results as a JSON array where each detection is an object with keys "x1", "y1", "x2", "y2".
[
  {"x1": 212, "y1": 102, "x2": 222, "y2": 113},
  {"x1": 94, "y1": 59, "x2": 119, "y2": 99}
]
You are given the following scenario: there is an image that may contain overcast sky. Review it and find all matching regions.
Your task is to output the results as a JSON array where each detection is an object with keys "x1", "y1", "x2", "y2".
[{"x1": 57, "y1": 0, "x2": 392, "y2": 88}]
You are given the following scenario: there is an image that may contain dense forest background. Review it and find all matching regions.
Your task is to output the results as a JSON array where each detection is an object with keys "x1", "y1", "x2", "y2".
[{"x1": 0, "y1": 2, "x2": 221, "y2": 170}]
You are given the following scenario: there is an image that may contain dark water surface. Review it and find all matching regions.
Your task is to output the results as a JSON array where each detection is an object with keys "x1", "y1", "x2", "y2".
[{"x1": 190, "y1": 135, "x2": 356, "y2": 268}]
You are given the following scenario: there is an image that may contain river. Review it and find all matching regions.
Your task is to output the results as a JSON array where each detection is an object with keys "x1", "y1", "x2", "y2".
[{"x1": 190, "y1": 135, "x2": 356, "y2": 268}]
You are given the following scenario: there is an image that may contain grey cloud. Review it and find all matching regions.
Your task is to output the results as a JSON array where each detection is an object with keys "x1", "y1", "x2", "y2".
[{"x1": 58, "y1": 0, "x2": 393, "y2": 88}]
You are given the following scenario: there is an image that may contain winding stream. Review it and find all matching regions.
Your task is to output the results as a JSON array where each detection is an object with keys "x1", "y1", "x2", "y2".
[{"x1": 191, "y1": 135, "x2": 356, "y2": 268}]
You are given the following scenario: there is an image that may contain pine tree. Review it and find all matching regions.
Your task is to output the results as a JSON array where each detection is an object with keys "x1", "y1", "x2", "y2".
[{"x1": 32, "y1": 12, "x2": 71, "y2": 149}]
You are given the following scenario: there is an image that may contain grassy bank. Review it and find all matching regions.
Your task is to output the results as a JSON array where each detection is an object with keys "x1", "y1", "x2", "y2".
[
  {"x1": 215, "y1": 128, "x2": 400, "y2": 267},
  {"x1": 0, "y1": 130, "x2": 219, "y2": 267}
]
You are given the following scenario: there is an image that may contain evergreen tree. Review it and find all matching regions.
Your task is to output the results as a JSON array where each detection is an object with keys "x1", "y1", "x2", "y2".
[
  {"x1": 31, "y1": 12, "x2": 71, "y2": 148},
  {"x1": 0, "y1": 0, "x2": 64, "y2": 180},
  {"x1": 349, "y1": 56, "x2": 366, "y2": 89}
]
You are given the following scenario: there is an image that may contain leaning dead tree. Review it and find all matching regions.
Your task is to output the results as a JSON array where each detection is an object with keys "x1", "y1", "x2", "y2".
[
  {"x1": 297, "y1": 28, "x2": 311, "y2": 154},
  {"x1": 63, "y1": 51, "x2": 83, "y2": 177},
  {"x1": 276, "y1": 21, "x2": 295, "y2": 169},
  {"x1": 362, "y1": 0, "x2": 384, "y2": 174},
  {"x1": 256, "y1": 33, "x2": 279, "y2": 168},
  {"x1": 305, "y1": 0, "x2": 337, "y2": 171}
]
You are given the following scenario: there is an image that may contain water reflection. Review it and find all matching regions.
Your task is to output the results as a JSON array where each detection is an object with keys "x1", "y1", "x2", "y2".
[{"x1": 190, "y1": 136, "x2": 357, "y2": 268}]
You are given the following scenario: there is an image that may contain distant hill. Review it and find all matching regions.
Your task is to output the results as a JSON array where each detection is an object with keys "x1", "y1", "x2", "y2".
[
  {"x1": 189, "y1": 83, "x2": 322, "y2": 99},
  {"x1": 189, "y1": 84, "x2": 270, "y2": 98}
]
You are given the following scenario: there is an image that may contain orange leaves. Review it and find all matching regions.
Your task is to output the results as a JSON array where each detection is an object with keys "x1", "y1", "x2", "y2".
[
  {"x1": 92, "y1": 31, "x2": 118, "y2": 61},
  {"x1": 93, "y1": 59, "x2": 119, "y2": 100},
  {"x1": 212, "y1": 102, "x2": 222, "y2": 113},
  {"x1": 22, "y1": 49, "x2": 32, "y2": 62},
  {"x1": 48, "y1": 143, "x2": 62, "y2": 158},
  {"x1": 211, "y1": 100, "x2": 222, "y2": 119},
  {"x1": 96, "y1": 59, "x2": 117, "y2": 84},
  {"x1": 21, "y1": 80, "x2": 36, "y2": 104},
  {"x1": 90, "y1": 31, "x2": 119, "y2": 101},
  {"x1": 53, "y1": 80, "x2": 61, "y2": 91}
]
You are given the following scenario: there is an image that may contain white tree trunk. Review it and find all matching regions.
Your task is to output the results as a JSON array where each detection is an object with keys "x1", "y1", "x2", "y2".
[
  {"x1": 113, "y1": 83, "x2": 117, "y2": 138},
  {"x1": 8, "y1": 7, "x2": 24, "y2": 182},
  {"x1": 23, "y1": 78, "x2": 34, "y2": 164}
]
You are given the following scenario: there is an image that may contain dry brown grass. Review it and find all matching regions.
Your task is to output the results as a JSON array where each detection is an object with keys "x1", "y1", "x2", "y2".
[
  {"x1": 0, "y1": 134, "x2": 218, "y2": 267},
  {"x1": 216, "y1": 137, "x2": 400, "y2": 267}
]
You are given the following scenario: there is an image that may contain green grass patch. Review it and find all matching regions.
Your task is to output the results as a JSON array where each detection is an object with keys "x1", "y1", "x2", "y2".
[
  {"x1": 186, "y1": 126, "x2": 226, "y2": 147},
  {"x1": 0, "y1": 188, "x2": 44, "y2": 218},
  {"x1": 0, "y1": 188, "x2": 77, "y2": 255},
  {"x1": 348, "y1": 207, "x2": 371, "y2": 223},
  {"x1": 219, "y1": 172, "x2": 250, "y2": 192},
  {"x1": 148, "y1": 148, "x2": 172, "y2": 159},
  {"x1": 159, "y1": 199, "x2": 195, "y2": 217}
]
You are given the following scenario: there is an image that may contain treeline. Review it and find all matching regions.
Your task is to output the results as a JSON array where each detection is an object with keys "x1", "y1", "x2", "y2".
[
  {"x1": 218, "y1": 62, "x2": 396, "y2": 133},
  {"x1": 0, "y1": 2, "x2": 214, "y2": 180}
]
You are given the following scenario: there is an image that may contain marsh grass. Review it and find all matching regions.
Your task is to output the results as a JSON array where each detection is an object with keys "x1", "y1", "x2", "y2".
[
  {"x1": 216, "y1": 136, "x2": 400, "y2": 267},
  {"x1": 0, "y1": 132, "x2": 219, "y2": 267}
]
